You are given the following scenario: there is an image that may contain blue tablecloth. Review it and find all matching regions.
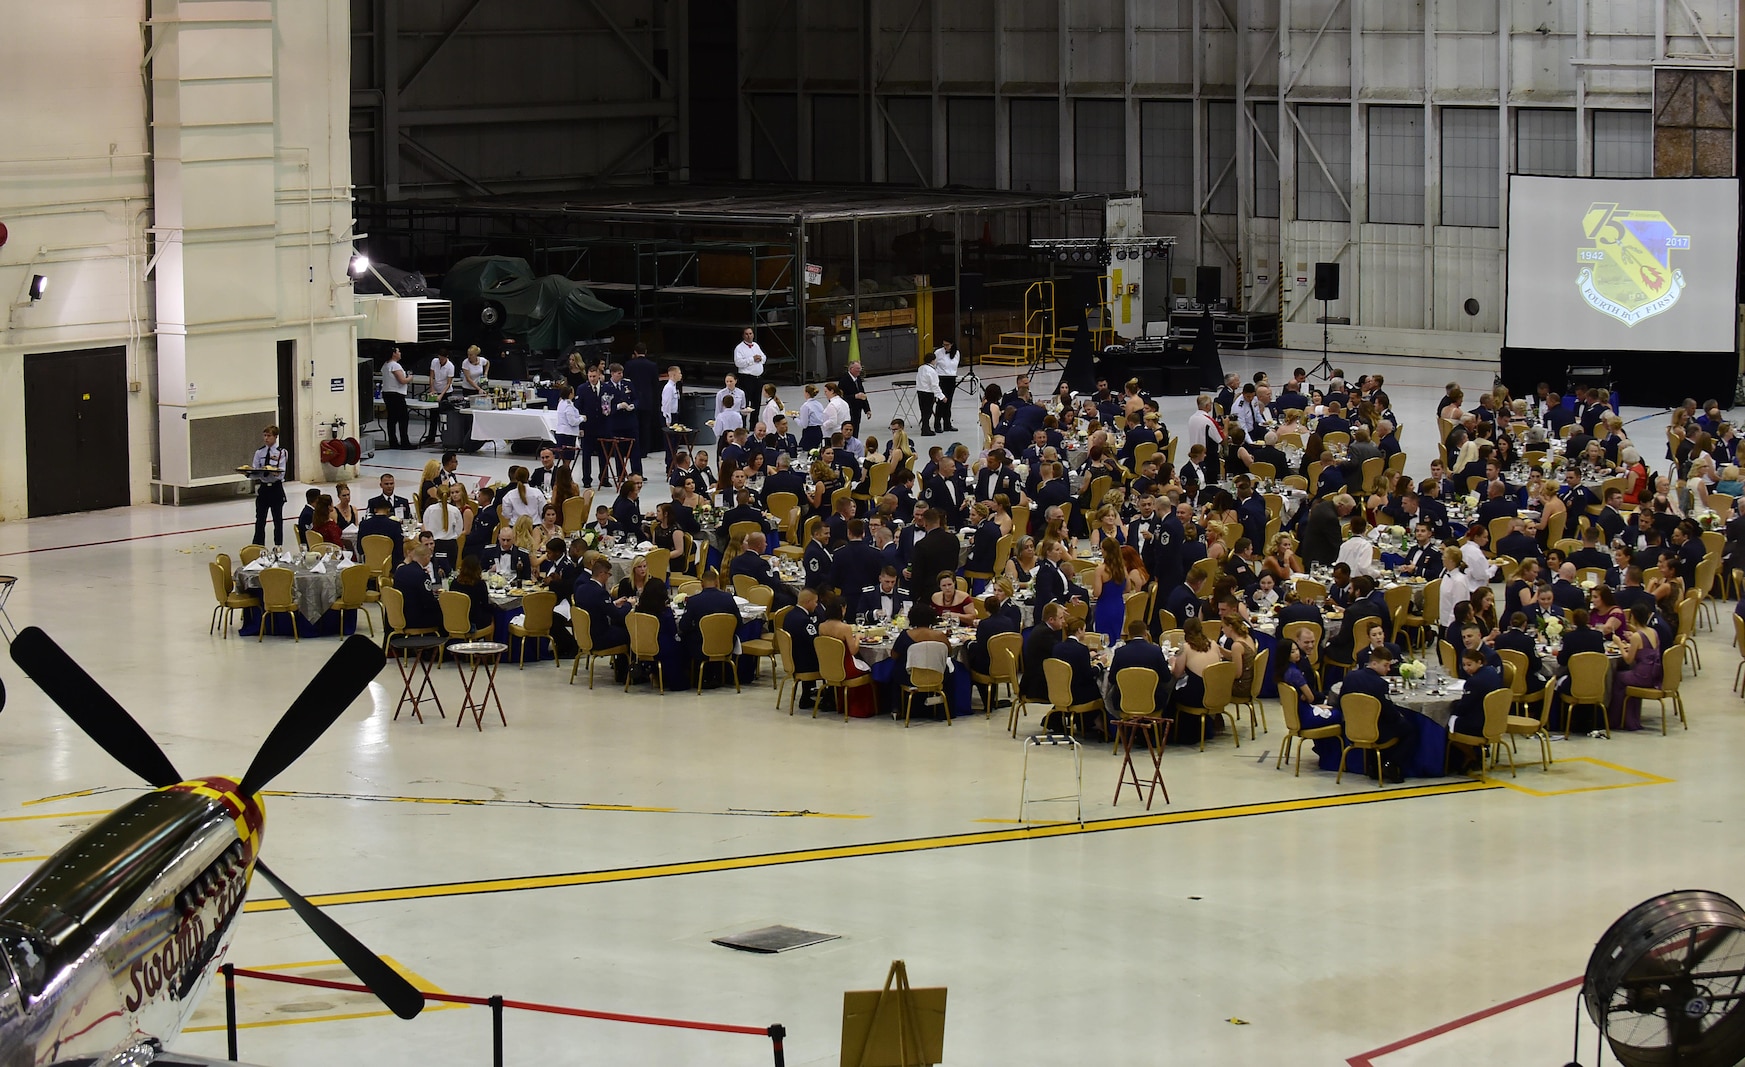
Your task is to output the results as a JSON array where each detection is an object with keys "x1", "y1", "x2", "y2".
[
  {"x1": 237, "y1": 607, "x2": 357, "y2": 638},
  {"x1": 1311, "y1": 708, "x2": 1448, "y2": 778},
  {"x1": 870, "y1": 659, "x2": 974, "y2": 719}
]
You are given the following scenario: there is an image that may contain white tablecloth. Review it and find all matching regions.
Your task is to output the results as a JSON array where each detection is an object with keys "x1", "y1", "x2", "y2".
[{"x1": 469, "y1": 408, "x2": 562, "y2": 443}]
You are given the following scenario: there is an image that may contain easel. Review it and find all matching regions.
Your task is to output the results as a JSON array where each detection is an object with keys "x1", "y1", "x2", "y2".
[{"x1": 841, "y1": 960, "x2": 948, "y2": 1067}]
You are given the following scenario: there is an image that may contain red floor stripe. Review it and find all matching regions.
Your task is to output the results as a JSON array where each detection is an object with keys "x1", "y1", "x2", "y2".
[
  {"x1": 0, "y1": 522, "x2": 254, "y2": 558},
  {"x1": 1346, "y1": 976, "x2": 1583, "y2": 1066}
]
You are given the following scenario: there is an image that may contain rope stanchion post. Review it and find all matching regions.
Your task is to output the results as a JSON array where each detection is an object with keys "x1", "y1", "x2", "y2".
[
  {"x1": 223, "y1": 963, "x2": 238, "y2": 1062},
  {"x1": 768, "y1": 1022, "x2": 787, "y2": 1066},
  {"x1": 490, "y1": 994, "x2": 504, "y2": 1067}
]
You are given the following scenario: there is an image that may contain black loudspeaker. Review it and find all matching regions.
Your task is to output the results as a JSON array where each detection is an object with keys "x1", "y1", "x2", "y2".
[
  {"x1": 1195, "y1": 266, "x2": 1221, "y2": 304},
  {"x1": 960, "y1": 271, "x2": 985, "y2": 309},
  {"x1": 1314, "y1": 262, "x2": 1340, "y2": 302}
]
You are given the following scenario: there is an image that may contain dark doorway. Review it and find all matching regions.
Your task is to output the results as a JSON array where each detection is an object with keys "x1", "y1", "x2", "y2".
[
  {"x1": 688, "y1": 0, "x2": 739, "y2": 180},
  {"x1": 276, "y1": 339, "x2": 297, "y2": 481},
  {"x1": 23, "y1": 347, "x2": 130, "y2": 516}
]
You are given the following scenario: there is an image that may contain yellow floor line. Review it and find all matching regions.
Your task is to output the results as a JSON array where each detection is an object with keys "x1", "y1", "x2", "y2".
[
  {"x1": 1489, "y1": 755, "x2": 1675, "y2": 797},
  {"x1": 257, "y1": 789, "x2": 868, "y2": 820},
  {"x1": 0, "y1": 809, "x2": 112, "y2": 823},
  {"x1": 22, "y1": 788, "x2": 106, "y2": 806},
  {"x1": 242, "y1": 780, "x2": 1496, "y2": 914}
]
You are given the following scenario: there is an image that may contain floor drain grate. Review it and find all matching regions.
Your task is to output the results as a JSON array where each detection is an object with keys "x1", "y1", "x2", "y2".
[{"x1": 712, "y1": 925, "x2": 840, "y2": 953}]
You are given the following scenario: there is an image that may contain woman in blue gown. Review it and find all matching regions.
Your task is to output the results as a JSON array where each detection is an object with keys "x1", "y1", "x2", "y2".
[
  {"x1": 1090, "y1": 538, "x2": 1132, "y2": 643},
  {"x1": 636, "y1": 581, "x2": 688, "y2": 689}
]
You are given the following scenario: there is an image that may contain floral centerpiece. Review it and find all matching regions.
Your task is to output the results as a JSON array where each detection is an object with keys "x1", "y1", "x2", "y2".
[
  {"x1": 1388, "y1": 524, "x2": 1408, "y2": 550},
  {"x1": 1398, "y1": 659, "x2": 1427, "y2": 688},
  {"x1": 575, "y1": 528, "x2": 603, "y2": 552},
  {"x1": 1699, "y1": 510, "x2": 1721, "y2": 531},
  {"x1": 1464, "y1": 492, "x2": 1480, "y2": 508},
  {"x1": 1539, "y1": 615, "x2": 1565, "y2": 643},
  {"x1": 672, "y1": 591, "x2": 688, "y2": 610}
]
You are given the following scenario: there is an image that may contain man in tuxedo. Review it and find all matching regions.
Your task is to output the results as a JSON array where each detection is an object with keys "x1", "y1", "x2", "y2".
[
  {"x1": 480, "y1": 526, "x2": 533, "y2": 582},
  {"x1": 1449, "y1": 647, "x2": 1507, "y2": 747},
  {"x1": 974, "y1": 450, "x2": 1020, "y2": 503},
  {"x1": 367, "y1": 473, "x2": 416, "y2": 521},
  {"x1": 393, "y1": 541, "x2": 443, "y2": 630},
  {"x1": 1496, "y1": 518, "x2": 1543, "y2": 564},
  {"x1": 1333, "y1": 645, "x2": 1413, "y2": 782},
  {"x1": 680, "y1": 568, "x2": 744, "y2": 686},
  {"x1": 1397, "y1": 521, "x2": 1443, "y2": 580},
  {"x1": 922, "y1": 456, "x2": 968, "y2": 529},
  {"x1": 1594, "y1": 489, "x2": 1628, "y2": 544},
  {"x1": 529, "y1": 447, "x2": 561, "y2": 493},
  {"x1": 731, "y1": 531, "x2": 798, "y2": 609},
  {"x1": 906, "y1": 508, "x2": 962, "y2": 601},
  {"x1": 1672, "y1": 520, "x2": 1707, "y2": 587},
  {"x1": 572, "y1": 557, "x2": 631, "y2": 657},
  {"x1": 863, "y1": 566, "x2": 910, "y2": 623},
  {"x1": 1033, "y1": 538, "x2": 1090, "y2": 608},
  {"x1": 1545, "y1": 393, "x2": 1576, "y2": 433},
  {"x1": 1613, "y1": 565, "x2": 1655, "y2": 614},
  {"x1": 838, "y1": 360, "x2": 872, "y2": 427},
  {"x1": 1213, "y1": 374, "x2": 1241, "y2": 417},
  {"x1": 354, "y1": 499, "x2": 405, "y2": 571},
  {"x1": 783, "y1": 587, "x2": 824, "y2": 709},
  {"x1": 830, "y1": 520, "x2": 886, "y2": 615}
]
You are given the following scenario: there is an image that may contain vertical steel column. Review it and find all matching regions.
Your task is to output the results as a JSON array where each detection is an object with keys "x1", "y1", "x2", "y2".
[
  {"x1": 1423, "y1": 0, "x2": 1439, "y2": 331},
  {"x1": 1235, "y1": 0, "x2": 1253, "y2": 309},
  {"x1": 1497, "y1": 0, "x2": 1511, "y2": 324},
  {"x1": 795, "y1": 0, "x2": 811, "y2": 180},
  {"x1": 379, "y1": 0, "x2": 400, "y2": 200},
  {"x1": 993, "y1": 0, "x2": 1010, "y2": 188},
  {"x1": 1058, "y1": 0, "x2": 1073, "y2": 193},
  {"x1": 1278, "y1": 0, "x2": 1298, "y2": 324},
  {"x1": 1192, "y1": 0, "x2": 1206, "y2": 274},
  {"x1": 930, "y1": 0, "x2": 946, "y2": 187},
  {"x1": 1347, "y1": 0, "x2": 1364, "y2": 328},
  {"x1": 1575, "y1": 0, "x2": 1590, "y2": 176}
]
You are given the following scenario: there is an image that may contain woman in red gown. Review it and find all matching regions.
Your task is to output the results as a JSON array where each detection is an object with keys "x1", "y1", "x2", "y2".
[{"x1": 817, "y1": 594, "x2": 878, "y2": 718}]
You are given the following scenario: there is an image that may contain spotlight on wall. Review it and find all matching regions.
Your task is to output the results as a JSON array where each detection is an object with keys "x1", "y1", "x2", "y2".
[
  {"x1": 348, "y1": 254, "x2": 371, "y2": 277},
  {"x1": 28, "y1": 275, "x2": 47, "y2": 302}
]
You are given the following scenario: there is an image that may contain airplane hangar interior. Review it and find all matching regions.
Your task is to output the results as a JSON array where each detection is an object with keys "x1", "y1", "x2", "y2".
[{"x1": 4, "y1": 1, "x2": 1745, "y2": 1065}]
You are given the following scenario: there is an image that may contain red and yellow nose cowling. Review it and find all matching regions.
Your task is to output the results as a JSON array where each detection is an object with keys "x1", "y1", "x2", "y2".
[{"x1": 165, "y1": 776, "x2": 266, "y2": 865}]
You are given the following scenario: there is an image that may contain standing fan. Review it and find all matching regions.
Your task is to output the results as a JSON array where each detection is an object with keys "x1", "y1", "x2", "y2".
[{"x1": 1582, "y1": 891, "x2": 1745, "y2": 1066}]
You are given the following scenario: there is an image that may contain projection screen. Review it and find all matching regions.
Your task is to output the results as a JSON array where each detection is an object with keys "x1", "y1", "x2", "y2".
[{"x1": 1504, "y1": 175, "x2": 1738, "y2": 353}]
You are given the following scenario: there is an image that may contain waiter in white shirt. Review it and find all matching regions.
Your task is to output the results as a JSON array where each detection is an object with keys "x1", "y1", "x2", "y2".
[
  {"x1": 821, "y1": 381, "x2": 852, "y2": 438},
  {"x1": 661, "y1": 365, "x2": 683, "y2": 426},
  {"x1": 733, "y1": 327, "x2": 766, "y2": 380},
  {"x1": 380, "y1": 347, "x2": 412, "y2": 449},
  {"x1": 933, "y1": 340, "x2": 962, "y2": 433},
  {"x1": 249, "y1": 425, "x2": 288, "y2": 547},
  {"x1": 459, "y1": 345, "x2": 490, "y2": 396},
  {"x1": 425, "y1": 349, "x2": 457, "y2": 446}
]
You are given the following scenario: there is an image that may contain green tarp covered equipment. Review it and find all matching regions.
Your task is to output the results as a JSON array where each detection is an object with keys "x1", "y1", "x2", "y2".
[{"x1": 441, "y1": 256, "x2": 622, "y2": 350}]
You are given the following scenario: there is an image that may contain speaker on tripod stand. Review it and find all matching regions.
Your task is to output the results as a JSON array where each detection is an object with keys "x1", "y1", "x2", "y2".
[{"x1": 1311, "y1": 262, "x2": 1339, "y2": 381}]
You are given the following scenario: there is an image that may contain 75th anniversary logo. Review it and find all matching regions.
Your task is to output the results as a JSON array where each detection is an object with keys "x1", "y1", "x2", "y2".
[{"x1": 1576, "y1": 202, "x2": 1690, "y2": 328}]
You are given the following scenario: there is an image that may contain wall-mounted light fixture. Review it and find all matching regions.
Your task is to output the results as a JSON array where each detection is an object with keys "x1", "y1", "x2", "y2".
[{"x1": 28, "y1": 275, "x2": 47, "y2": 302}]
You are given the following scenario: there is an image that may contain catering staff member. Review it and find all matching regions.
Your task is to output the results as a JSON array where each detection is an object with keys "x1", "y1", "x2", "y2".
[
  {"x1": 661, "y1": 366, "x2": 683, "y2": 427},
  {"x1": 933, "y1": 340, "x2": 961, "y2": 433},
  {"x1": 380, "y1": 347, "x2": 412, "y2": 449},
  {"x1": 422, "y1": 349, "x2": 457, "y2": 446},
  {"x1": 249, "y1": 425, "x2": 288, "y2": 547},
  {"x1": 733, "y1": 327, "x2": 766, "y2": 380},
  {"x1": 458, "y1": 345, "x2": 490, "y2": 397}
]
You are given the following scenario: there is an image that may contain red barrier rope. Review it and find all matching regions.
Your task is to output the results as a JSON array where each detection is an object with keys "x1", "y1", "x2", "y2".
[{"x1": 225, "y1": 967, "x2": 774, "y2": 1037}]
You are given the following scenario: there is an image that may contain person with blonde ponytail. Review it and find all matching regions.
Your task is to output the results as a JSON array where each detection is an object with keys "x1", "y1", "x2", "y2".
[{"x1": 499, "y1": 464, "x2": 547, "y2": 525}]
